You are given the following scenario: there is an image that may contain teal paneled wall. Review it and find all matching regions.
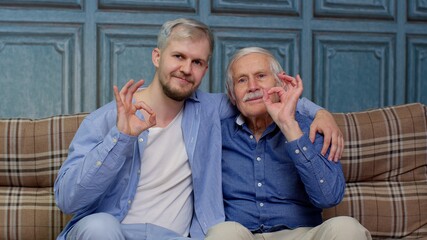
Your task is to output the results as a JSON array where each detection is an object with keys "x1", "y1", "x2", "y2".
[{"x1": 0, "y1": 0, "x2": 426, "y2": 118}]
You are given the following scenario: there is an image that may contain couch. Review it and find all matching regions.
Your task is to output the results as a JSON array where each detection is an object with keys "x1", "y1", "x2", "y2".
[
  {"x1": 322, "y1": 102, "x2": 427, "y2": 239},
  {"x1": 0, "y1": 103, "x2": 426, "y2": 239}
]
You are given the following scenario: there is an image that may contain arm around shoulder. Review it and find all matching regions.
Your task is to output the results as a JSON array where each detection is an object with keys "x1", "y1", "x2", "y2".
[{"x1": 296, "y1": 97, "x2": 323, "y2": 119}]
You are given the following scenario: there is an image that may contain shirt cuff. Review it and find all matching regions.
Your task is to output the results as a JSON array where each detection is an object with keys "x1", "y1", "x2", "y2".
[
  {"x1": 286, "y1": 133, "x2": 317, "y2": 163},
  {"x1": 101, "y1": 126, "x2": 138, "y2": 169}
]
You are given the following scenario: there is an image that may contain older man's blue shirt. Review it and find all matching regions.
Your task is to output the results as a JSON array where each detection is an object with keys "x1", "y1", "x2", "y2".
[{"x1": 221, "y1": 112, "x2": 346, "y2": 232}]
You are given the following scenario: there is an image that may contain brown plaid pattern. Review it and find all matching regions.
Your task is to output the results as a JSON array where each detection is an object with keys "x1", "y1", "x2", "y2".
[
  {"x1": 0, "y1": 114, "x2": 86, "y2": 240},
  {"x1": 323, "y1": 103, "x2": 427, "y2": 239},
  {"x1": 0, "y1": 104, "x2": 426, "y2": 239}
]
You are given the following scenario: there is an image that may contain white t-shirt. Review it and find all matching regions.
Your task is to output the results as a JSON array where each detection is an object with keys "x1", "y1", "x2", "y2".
[{"x1": 122, "y1": 109, "x2": 193, "y2": 236}]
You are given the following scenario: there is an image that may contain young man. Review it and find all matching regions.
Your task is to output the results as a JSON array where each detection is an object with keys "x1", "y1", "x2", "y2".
[
  {"x1": 205, "y1": 47, "x2": 371, "y2": 240},
  {"x1": 54, "y1": 19, "x2": 342, "y2": 240}
]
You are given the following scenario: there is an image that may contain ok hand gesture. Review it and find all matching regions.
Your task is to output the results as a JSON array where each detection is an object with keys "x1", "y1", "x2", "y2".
[
  {"x1": 263, "y1": 73, "x2": 304, "y2": 141},
  {"x1": 113, "y1": 79, "x2": 156, "y2": 136}
]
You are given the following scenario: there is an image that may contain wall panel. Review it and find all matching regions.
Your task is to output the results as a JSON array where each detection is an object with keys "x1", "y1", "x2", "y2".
[
  {"x1": 0, "y1": 0, "x2": 82, "y2": 9},
  {"x1": 98, "y1": 0, "x2": 196, "y2": 12},
  {"x1": 314, "y1": 32, "x2": 395, "y2": 112},
  {"x1": 0, "y1": 24, "x2": 82, "y2": 118},
  {"x1": 407, "y1": 35, "x2": 427, "y2": 104},
  {"x1": 314, "y1": 0, "x2": 395, "y2": 20},
  {"x1": 211, "y1": 0, "x2": 300, "y2": 16},
  {"x1": 98, "y1": 25, "x2": 159, "y2": 106},
  {"x1": 408, "y1": 0, "x2": 427, "y2": 21}
]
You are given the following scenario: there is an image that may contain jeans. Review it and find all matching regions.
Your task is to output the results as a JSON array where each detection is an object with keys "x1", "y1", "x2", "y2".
[{"x1": 66, "y1": 212, "x2": 197, "y2": 240}]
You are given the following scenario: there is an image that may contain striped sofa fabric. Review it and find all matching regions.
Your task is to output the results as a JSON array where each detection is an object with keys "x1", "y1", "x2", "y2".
[
  {"x1": 0, "y1": 104, "x2": 426, "y2": 239},
  {"x1": 0, "y1": 114, "x2": 87, "y2": 240},
  {"x1": 323, "y1": 103, "x2": 427, "y2": 239}
]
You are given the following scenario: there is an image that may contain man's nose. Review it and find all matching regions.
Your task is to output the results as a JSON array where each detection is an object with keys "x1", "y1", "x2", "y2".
[
  {"x1": 248, "y1": 78, "x2": 259, "y2": 90},
  {"x1": 180, "y1": 60, "x2": 192, "y2": 74}
]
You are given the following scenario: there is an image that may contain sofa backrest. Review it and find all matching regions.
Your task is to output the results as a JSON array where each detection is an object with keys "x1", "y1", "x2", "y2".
[
  {"x1": 323, "y1": 103, "x2": 427, "y2": 239},
  {"x1": 0, "y1": 113, "x2": 87, "y2": 240},
  {"x1": 0, "y1": 114, "x2": 87, "y2": 188}
]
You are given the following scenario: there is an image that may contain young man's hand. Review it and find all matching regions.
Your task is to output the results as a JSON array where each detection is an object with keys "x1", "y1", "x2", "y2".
[
  {"x1": 310, "y1": 110, "x2": 344, "y2": 162},
  {"x1": 113, "y1": 79, "x2": 156, "y2": 136}
]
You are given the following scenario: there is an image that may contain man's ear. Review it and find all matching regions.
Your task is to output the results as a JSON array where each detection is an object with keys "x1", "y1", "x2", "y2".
[
  {"x1": 202, "y1": 64, "x2": 209, "y2": 76},
  {"x1": 152, "y1": 48, "x2": 160, "y2": 67}
]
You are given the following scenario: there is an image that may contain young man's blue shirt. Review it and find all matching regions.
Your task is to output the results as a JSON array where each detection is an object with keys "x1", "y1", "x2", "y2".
[{"x1": 221, "y1": 112, "x2": 346, "y2": 233}]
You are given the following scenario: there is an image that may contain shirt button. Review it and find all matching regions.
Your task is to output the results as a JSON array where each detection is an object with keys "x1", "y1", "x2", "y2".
[
  {"x1": 112, "y1": 138, "x2": 117, "y2": 143},
  {"x1": 320, "y1": 179, "x2": 324, "y2": 183},
  {"x1": 295, "y1": 149, "x2": 300, "y2": 154},
  {"x1": 257, "y1": 182, "x2": 262, "y2": 187},
  {"x1": 256, "y1": 157, "x2": 261, "y2": 161},
  {"x1": 250, "y1": 135, "x2": 254, "y2": 139},
  {"x1": 303, "y1": 146, "x2": 307, "y2": 151},
  {"x1": 137, "y1": 169, "x2": 141, "y2": 175},
  {"x1": 96, "y1": 161, "x2": 102, "y2": 167},
  {"x1": 138, "y1": 138, "x2": 144, "y2": 142},
  {"x1": 259, "y1": 203, "x2": 264, "y2": 207},
  {"x1": 128, "y1": 200, "x2": 132, "y2": 205}
]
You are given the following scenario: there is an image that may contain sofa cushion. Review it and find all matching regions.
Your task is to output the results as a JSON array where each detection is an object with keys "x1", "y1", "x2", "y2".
[
  {"x1": 323, "y1": 103, "x2": 427, "y2": 239},
  {"x1": 0, "y1": 114, "x2": 86, "y2": 239},
  {"x1": 0, "y1": 187, "x2": 71, "y2": 239},
  {"x1": 0, "y1": 114, "x2": 87, "y2": 187}
]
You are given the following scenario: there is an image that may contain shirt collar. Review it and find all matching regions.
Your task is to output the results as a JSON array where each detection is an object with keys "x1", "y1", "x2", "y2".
[
  {"x1": 234, "y1": 114, "x2": 279, "y2": 137},
  {"x1": 187, "y1": 90, "x2": 200, "y2": 102},
  {"x1": 235, "y1": 114, "x2": 245, "y2": 126}
]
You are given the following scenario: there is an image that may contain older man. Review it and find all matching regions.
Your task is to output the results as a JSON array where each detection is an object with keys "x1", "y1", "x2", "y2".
[{"x1": 205, "y1": 47, "x2": 371, "y2": 240}]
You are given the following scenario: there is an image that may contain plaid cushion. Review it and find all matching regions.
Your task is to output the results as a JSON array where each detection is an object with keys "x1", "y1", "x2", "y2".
[
  {"x1": 323, "y1": 103, "x2": 427, "y2": 239},
  {"x1": 0, "y1": 114, "x2": 86, "y2": 240}
]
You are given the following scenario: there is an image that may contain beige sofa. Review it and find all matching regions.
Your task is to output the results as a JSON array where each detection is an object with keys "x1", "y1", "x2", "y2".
[
  {"x1": 323, "y1": 103, "x2": 427, "y2": 239},
  {"x1": 0, "y1": 103, "x2": 426, "y2": 239}
]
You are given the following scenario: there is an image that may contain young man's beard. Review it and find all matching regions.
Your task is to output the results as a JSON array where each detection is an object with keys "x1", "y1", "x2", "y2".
[{"x1": 161, "y1": 80, "x2": 196, "y2": 102}]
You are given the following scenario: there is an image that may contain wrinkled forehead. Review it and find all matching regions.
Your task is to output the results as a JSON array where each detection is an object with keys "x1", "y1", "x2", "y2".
[{"x1": 231, "y1": 53, "x2": 272, "y2": 75}]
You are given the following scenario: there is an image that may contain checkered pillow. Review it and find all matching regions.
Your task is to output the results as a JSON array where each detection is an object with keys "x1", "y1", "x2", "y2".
[
  {"x1": 0, "y1": 114, "x2": 86, "y2": 240},
  {"x1": 323, "y1": 103, "x2": 427, "y2": 239}
]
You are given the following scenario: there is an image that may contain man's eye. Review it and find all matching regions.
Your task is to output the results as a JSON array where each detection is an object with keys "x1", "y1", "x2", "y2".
[
  {"x1": 193, "y1": 60, "x2": 202, "y2": 66},
  {"x1": 237, "y1": 78, "x2": 247, "y2": 84},
  {"x1": 174, "y1": 55, "x2": 182, "y2": 59}
]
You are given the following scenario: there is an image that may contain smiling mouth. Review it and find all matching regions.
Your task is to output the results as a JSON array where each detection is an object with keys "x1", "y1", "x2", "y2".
[{"x1": 173, "y1": 75, "x2": 193, "y2": 85}]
